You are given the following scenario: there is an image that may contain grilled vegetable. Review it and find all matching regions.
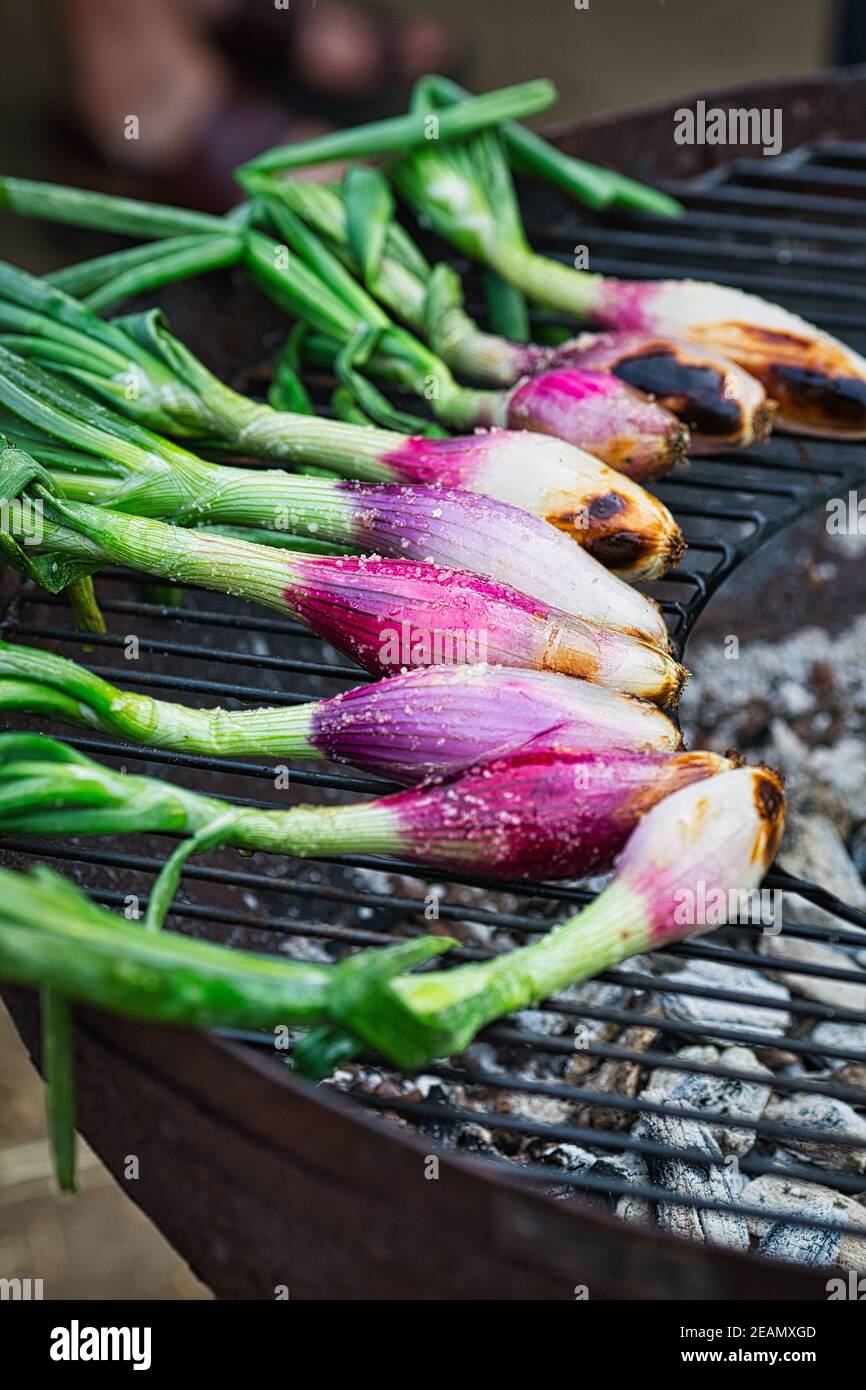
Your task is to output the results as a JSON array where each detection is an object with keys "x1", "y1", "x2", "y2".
[
  {"x1": 541, "y1": 331, "x2": 774, "y2": 453},
  {"x1": 0, "y1": 259, "x2": 684, "y2": 582},
  {"x1": 242, "y1": 199, "x2": 689, "y2": 476},
  {"x1": 0, "y1": 447, "x2": 686, "y2": 700},
  {"x1": 0, "y1": 733, "x2": 729, "y2": 883},
  {"x1": 263, "y1": 174, "x2": 767, "y2": 453},
  {"x1": 392, "y1": 133, "x2": 866, "y2": 438},
  {"x1": 0, "y1": 642, "x2": 682, "y2": 782},
  {"x1": 298, "y1": 764, "x2": 786, "y2": 1074},
  {"x1": 0, "y1": 343, "x2": 671, "y2": 644}
]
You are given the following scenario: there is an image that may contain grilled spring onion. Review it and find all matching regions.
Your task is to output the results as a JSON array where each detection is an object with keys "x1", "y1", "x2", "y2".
[
  {"x1": 0, "y1": 447, "x2": 686, "y2": 701},
  {"x1": 0, "y1": 642, "x2": 682, "y2": 782},
  {"x1": 390, "y1": 128, "x2": 866, "y2": 439},
  {"x1": 242, "y1": 196, "x2": 690, "y2": 478},
  {"x1": 0, "y1": 257, "x2": 684, "y2": 582},
  {"x1": 0, "y1": 732, "x2": 730, "y2": 884},
  {"x1": 263, "y1": 171, "x2": 770, "y2": 455},
  {"x1": 0, "y1": 339, "x2": 672, "y2": 645},
  {"x1": 296, "y1": 764, "x2": 786, "y2": 1075}
]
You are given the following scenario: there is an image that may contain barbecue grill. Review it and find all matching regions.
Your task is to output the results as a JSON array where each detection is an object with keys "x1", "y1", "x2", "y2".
[{"x1": 3, "y1": 68, "x2": 866, "y2": 1301}]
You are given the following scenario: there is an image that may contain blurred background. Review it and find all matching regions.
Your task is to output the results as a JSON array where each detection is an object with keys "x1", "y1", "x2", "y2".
[{"x1": 0, "y1": 0, "x2": 858, "y2": 1300}]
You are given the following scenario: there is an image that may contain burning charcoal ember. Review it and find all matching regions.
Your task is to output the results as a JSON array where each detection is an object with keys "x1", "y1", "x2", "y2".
[
  {"x1": 764, "y1": 1094, "x2": 866, "y2": 1175},
  {"x1": 742, "y1": 1175, "x2": 866, "y2": 1273},
  {"x1": 647, "y1": 1045, "x2": 773, "y2": 1157},
  {"x1": 658, "y1": 959, "x2": 792, "y2": 1044},
  {"x1": 757, "y1": 1203, "x2": 847, "y2": 1268},
  {"x1": 636, "y1": 1100, "x2": 750, "y2": 1249},
  {"x1": 761, "y1": 933, "x2": 866, "y2": 1012}
]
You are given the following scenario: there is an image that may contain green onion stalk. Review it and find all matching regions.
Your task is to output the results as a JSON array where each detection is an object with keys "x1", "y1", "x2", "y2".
[
  {"x1": 0, "y1": 328, "x2": 673, "y2": 645},
  {"x1": 237, "y1": 78, "x2": 558, "y2": 176},
  {"x1": 295, "y1": 762, "x2": 786, "y2": 1077},
  {"x1": 0, "y1": 857, "x2": 452, "y2": 1187},
  {"x1": 406, "y1": 73, "x2": 683, "y2": 219},
  {"x1": 0, "y1": 640, "x2": 683, "y2": 784},
  {"x1": 241, "y1": 195, "x2": 690, "y2": 482},
  {"x1": 389, "y1": 125, "x2": 866, "y2": 440},
  {"x1": 0, "y1": 447, "x2": 685, "y2": 700}
]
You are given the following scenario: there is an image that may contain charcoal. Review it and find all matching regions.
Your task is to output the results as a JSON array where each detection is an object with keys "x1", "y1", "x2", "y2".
[
  {"x1": 658, "y1": 959, "x2": 791, "y2": 1043},
  {"x1": 647, "y1": 1045, "x2": 772, "y2": 1156},
  {"x1": 562, "y1": 979, "x2": 635, "y2": 1079},
  {"x1": 637, "y1": 1093, "x2": 749, "y2": 1249},
  {"x1": 757, "y1": 1201, "x2": 846, "y2": 1267},
  {"x1": 742, "y1": 1175, "x2": 866, "y2": 1272},
  {"x1": 764, "y1": 1093, "x2": 866, "y2": 1174},
  {"x1": 761, "y1": 933, "x2": 866, "y2": 1011},
  {"x1": 778, "y1": 811, "x2": 866, "y2": 931},
  {"x1": 581, "y1": 1152, "x2": 654, "y2": 1225},
  {"x1": 585, "y1": 1015, "x2": 661, "y2": 1130},
  {"x1": 810, "y1": 1020, "x2": 866, "y2": 1079}
]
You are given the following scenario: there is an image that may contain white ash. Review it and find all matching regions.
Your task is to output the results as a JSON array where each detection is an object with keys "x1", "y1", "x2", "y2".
[
  {"x1": 810, "y1": 1019, "x2": 866, "y2": 1068},
  {"x1": 648, "y1": 1045, "x2": 773, "y2": 1157},
  {"x1": 658, "y1": 958, "x2": 791, "y2": 1042},
  {"x1": 741, "y1": 1175, "x2": 866, "y2": 1272},
  {"x1": 681, "y1": 617, "x2": 866, "y2": 829},
  {"x1": 765, "y1": 1093, "x2": 866, "y2": 1175}
]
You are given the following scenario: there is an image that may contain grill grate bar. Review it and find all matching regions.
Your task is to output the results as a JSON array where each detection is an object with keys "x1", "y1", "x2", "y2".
[
  {"x1": 11, "y1": 827, "x2": 866, "y2": 957},
  {"x1": 417, "y1": 1060, "x2": 866, "y2": 1139},
  {"x1": 343, "y1": 1091, "x2": 866, "y2": 1197}
]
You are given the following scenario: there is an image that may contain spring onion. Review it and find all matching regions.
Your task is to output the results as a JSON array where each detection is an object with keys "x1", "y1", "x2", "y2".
[
  {"x1": 0, "y1": 339, "x2": 670, "y2": 645},
  {"x1": 0, "y1": 732, "x2": 729, "y2": 883},
  {"x1": 0, "y1": 448, "x2": 686, "y2": 700},
  {"x1": 0, "y1": 257, "x2": 684, "y2": 582},
  {"x1": 244, "y1": 173, "x2": 692, "y2": 480},
  {"x1": 263, "y1": 173, "x2": 763, "y2": 455},
  {"x1": 391, "y1": 132, "x2": 866, "y2": 438},
  {"x1": 298, "y1": 764, "x2": 786, "y2": 1074},
  {"x1": 244, "y1": 199, "x2": 690, "y2": 478},
  {"x1": 0, "y1": 642, "x2": 682, "y2": 782}
]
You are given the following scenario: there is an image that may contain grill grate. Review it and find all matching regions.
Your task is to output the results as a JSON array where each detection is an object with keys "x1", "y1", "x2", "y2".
[{"x1": 3, "y1": 137, "x2": 866, "y2": 1261}]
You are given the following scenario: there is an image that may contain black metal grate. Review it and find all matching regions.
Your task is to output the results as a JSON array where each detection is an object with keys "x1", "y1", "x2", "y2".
[{"x1": 3, "y1": 138, "x2": 866, "y2": 1259}]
